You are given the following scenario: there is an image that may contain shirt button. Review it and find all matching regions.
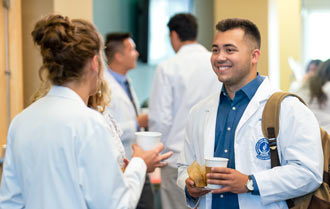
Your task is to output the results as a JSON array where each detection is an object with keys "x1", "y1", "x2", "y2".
[
  {"x1": 224, "y1": 149, "x2": 228, "y2": 153},
  {"x1": 227, "y1": 127, "x2": 231, "y2": 131},
  {"x1": 220, "y1": 194, "x2": 224, "y2": 198},
  {"x1": 232, "y1": 106, "x2": 236, "y2": 110}
]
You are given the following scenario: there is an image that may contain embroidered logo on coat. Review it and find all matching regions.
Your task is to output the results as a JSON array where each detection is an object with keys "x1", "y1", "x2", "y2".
[{"x1": 255, "y1": 138, "x2": 270, "y2": 160}]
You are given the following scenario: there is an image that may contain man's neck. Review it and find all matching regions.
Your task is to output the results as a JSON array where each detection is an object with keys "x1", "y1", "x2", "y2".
[
  {"x1": 224, "y1": 70, "x2": 258, "y2": 100},
  {"x1": 108, "y1": 63, "x2": 127, "y2": 75}
]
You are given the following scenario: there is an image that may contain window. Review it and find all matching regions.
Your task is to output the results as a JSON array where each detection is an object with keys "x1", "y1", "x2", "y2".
[
  {"x1": 302, "y1": 0, "x2": 330, "y2": 65},
  {"x1": 148, "y1": 0, "x2": 193, "y2": 64}
]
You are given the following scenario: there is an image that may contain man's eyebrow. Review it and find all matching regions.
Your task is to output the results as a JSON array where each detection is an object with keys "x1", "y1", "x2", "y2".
[
  {"x1": 223, "y1": 44, "x2": 237, "y2": 48},
  {"x1": 211, "y1": 44, "x2": 237, "y2": 48}
]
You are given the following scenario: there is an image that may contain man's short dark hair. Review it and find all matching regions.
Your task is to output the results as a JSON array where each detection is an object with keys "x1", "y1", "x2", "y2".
[
  {"x1": 167, "y1": 13, "x2": 197, "y2": 42},
  {"x1": 216, "y1": 18, "x2": 261, "y2": 49},
  {"x1": 104, "y1": 32, "x2": 131, "y2": 63}
]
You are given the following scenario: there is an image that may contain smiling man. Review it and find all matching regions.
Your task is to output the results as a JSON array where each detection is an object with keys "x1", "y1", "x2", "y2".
[{"x1": 176, "y1": 18, "x2": 323, "y2": 209}]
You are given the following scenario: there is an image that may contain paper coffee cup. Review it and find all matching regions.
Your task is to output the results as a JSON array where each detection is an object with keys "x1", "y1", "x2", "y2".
[
  {"x1": 135, "y1": 132, "x2": 162, "y2": 150},
  {"x1": 205, "y1": 157, "x2": 228, "y2": 189}
]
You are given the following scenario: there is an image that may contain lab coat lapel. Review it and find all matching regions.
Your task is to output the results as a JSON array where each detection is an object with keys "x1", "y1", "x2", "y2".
[
  {"x1": 200, "y1": 92, "x2": 220, "y2": 209},
  {"x1": 236, "y1": 78, "x2": 273, "y2": 136},
  {"x1": 203, "y1": 93, "x2": 220, "y2": 160}
]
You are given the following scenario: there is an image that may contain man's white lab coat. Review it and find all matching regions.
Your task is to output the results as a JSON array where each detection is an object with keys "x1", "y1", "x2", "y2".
[
  {"x1": 177, "y1": 78, "x2": 323, "y2": 209},
  {"x1": 104, "y1": 70, "x2": 140, "y2": 159}
]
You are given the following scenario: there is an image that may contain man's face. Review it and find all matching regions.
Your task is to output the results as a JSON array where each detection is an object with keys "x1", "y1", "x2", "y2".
[
  {"x1": 210, "y1": 28, "x2": 259, "y2": 91},
  {"x1": 121, "y1": 38, "x2": 139, "y2": 71}
]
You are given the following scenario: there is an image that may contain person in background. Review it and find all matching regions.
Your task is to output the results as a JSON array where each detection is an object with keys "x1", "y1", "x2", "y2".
[
  {"x1": 289, "y1": 59, "x2": 322, "y2": 93},
  {"x1": 148, "y1": 13, "x2": 221, "y2": 209},
  {"x1": 296, "y1": 59, "x2": 330, "y2": 132},
  {"x1": 177, "y1": 18, "x2": 323, "y2": 209},
  {"x1": 0, "y1": 14, "x2": 172, "y2": 209},
  {"x1": 304, "y1": 59, "x2": 322, "y2": 80},
  {"x1": 103, "y1": 32, "x2": 155, "y2": 209}
]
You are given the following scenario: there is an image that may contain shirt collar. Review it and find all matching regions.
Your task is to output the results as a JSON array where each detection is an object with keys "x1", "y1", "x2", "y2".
[
  {"x1": 221, "y1": 73, "x2": 265, "y2": 100},
  {"x1": 47, "y1": 85, "x2": 86, "y2": 106},
  {"x1": 108, "y1": 68, "x2": 127, "y2": 85},
  {"x1": 241, "y1": 73, "x2": 265, "y2": 100},
  {"x1": 177, "y1": 43, "x2": 200, "y2": 54}
]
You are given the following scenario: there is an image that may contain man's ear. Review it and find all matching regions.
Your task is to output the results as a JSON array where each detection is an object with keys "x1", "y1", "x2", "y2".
[
  {"x1": 114, "y1": 51, "x2": 123, "y2": 63},
  {"x1": 170, "y1": 31, "x2": 179, "y2": 41},
  {"x1": 251, "y1": 49, "x2": 261, "y2": 65},
  {"x1": 170, "y1": 31, "x2": 181, "y2": 53}
]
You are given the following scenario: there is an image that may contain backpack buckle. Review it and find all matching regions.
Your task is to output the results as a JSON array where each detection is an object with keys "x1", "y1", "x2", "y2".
[{"x1": 268, "y1": 138, "x2": 277, "y2": 150}]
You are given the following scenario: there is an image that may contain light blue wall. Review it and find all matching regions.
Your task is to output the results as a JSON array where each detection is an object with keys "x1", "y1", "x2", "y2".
[
  {"x1": 93, "y1": 0, "x2": 152, "y2": 106},
  {"x1": 93, "y1": 0, "x2": 131, "y2": 38},
  {"x1": 127, "y1": 63, "x2": 156, "y2": 106}
]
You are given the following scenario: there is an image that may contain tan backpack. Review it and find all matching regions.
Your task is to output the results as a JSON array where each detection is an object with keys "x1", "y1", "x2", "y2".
[{"x1": 262, "y1": 92, "x2": 330, "y2": 209}]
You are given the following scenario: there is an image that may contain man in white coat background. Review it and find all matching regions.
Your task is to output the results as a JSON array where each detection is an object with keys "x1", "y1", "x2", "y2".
[
  {"x1": 148, "y1": 13, "x2": 221, "y2": 209},
  {"x1": 177, "y1": 18, "x2": 323, "y2": 209},
  {"x1": 103, "y1": 33, "x2": 153, "y2": 209}
]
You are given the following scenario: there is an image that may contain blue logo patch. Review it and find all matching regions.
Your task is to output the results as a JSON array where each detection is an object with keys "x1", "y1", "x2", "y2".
[{"x1": 255, "y1": 138, "x2": 270, "y2": 160}]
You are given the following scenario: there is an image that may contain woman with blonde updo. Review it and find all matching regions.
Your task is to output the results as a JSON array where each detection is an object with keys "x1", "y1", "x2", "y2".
[{"x1": 0, "y1": 14, "x2": 171, "y2": 209}]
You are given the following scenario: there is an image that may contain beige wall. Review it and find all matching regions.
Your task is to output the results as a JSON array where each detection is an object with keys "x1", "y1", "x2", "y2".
[
  {"x1": 54, "y1": 0, "x2": 93, "y2": 22},
  {"x1": 214, "y1": 0, "x2": 269, "y2": 76},
  {"x1": 8, "y1": 0, "x2": 24, "y2": 126},
  {"x1": 22, "y1": 0, "x2": 53, "y2": 106},
  {"x1": 22, "y1": 0, "x2": 93, "y2": 106},
  {"x1": 277, "y1": 0, "x2": 301, "y2": 91},
  {"x1": 0, "y1": 0, "x2": 24, "y2": 151},
  {"x1": 0, "y1": 4, "x2": 6, "y2": 148}
]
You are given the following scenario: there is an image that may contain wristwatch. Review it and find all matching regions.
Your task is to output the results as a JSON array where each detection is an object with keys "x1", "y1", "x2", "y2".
[{"x1": 245, "y1": 175, "x2": 254, "y2": 193}]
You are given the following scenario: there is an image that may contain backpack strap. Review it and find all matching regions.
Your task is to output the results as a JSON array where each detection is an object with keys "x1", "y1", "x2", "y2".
[
  {"x1": 262, "y1": 92, "x2": 306, "y2": 168},
  {"x1": 262, "y1": 92, "x2": 306, "y2": 208},
  {"x1": 320, "y1": 128, "x2": 330, "y2": 185},
  {"x1": 324, "y1": 171, "x2": 330, "y2": 185}
]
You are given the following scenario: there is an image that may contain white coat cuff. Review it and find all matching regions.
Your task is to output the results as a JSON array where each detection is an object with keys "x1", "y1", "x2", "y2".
[
  {"x1": 127, "y1": 157, "x2": 147, "y2": 175},
  {"x1": 254, "y1": 170, "x2": 277, "y2": 205}
]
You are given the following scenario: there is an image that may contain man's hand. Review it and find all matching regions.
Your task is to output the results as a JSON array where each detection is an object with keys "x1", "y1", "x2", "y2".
[
  {"x1": 121, "y1": 158, "x2": 130, "y2": 172},
  {"x1": 132, "y1": 143, "x2": 173, "y2": 173},
  {"x1": 186, "y1": 178, "x2": 210, "y2": 198},
  {"x1": 207, "y1": 167, "x2": 249, "y2": 194}
]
